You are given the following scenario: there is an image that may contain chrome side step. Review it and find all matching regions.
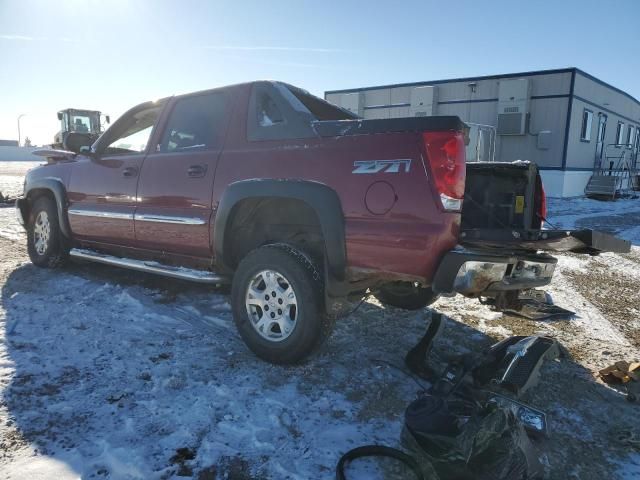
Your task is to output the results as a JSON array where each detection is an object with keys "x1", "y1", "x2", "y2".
[{"x1": 69, "y1": 248, "x2": 229, "y2": 284}]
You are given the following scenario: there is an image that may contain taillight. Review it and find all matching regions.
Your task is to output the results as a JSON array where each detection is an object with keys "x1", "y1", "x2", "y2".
[
  {"x1": 422, "y1": 131, "x2": 466, "y2": 211},
  {"x1": 535, "y1": 174, "x2": 547, "y2": 227}
]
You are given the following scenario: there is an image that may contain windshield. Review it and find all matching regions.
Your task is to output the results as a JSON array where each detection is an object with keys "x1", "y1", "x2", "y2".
[{"x1": 68, "y1": 112, "x2": 100, "y2": 134}]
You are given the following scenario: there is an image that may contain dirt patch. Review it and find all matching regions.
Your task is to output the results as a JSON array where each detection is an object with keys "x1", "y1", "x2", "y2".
[
  {"x1": 196, "y1": 456, "x2": 268, "y2": 480},
  {"x1": 564, "y1": 267, "x2": 640, "y2": 348},
  {"x1": 0, "y1": 429, "x2": 29, "y2": 458},
  {"x1": 169, "y1": 447, "x2": 197, "y2": 477}
]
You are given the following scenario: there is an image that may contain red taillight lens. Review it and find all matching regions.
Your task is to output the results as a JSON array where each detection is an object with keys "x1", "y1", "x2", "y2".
[
  {"x1": 535, "y1": 174, "x2": 547, "y2": 226},
  {"x1": 422, "y1": 131, "x2": 466, "y2": 211}
]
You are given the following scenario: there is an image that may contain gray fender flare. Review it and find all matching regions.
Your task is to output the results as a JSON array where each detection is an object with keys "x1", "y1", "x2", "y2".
[
  {"x1": 23, "y1": 177, "x2": 71, "y2": 238},
  {"x1": 214, "y1": 179, "x2": 347, "y2": 285}
]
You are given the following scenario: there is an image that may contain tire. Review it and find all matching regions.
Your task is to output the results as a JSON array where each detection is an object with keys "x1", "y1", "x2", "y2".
[
  {"x1": 374, "y1": 282, "x2": 438, "y2": 311},
  {"x1": 27, "y1": 196, "x2": 69, "y2": 268},
  {"x1": 231, "y1": 244, "x2": 329, "y2": 364}
]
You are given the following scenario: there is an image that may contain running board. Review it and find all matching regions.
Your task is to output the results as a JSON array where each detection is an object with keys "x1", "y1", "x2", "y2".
[{"x1": 69, "y1": 248, "x2": 229, "y2": 284}]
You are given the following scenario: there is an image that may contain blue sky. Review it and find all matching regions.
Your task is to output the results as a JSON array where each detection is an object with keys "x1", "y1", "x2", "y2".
[{"x1": 1, "y1": 0, "x2": 639, "y2": 145}]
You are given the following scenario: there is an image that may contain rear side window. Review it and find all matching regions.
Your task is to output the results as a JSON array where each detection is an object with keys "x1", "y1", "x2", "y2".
[
  {"x1": 287, "y1": 86, "x2": 357, "y2": 121},
  {"x1": 159, "y1": 92, "x2": 228, "y2": 153},
  {"x1": 258, "y1": 93, "x2": 285, "y2": 126}
]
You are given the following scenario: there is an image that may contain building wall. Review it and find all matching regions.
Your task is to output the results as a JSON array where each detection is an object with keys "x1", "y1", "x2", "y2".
[
  {"x1": 325, "y1": 69, "x2": 640, "y2": 197},
  {"x1": 325, "y1": 70, "x2": 573, "y2": 171},
  {"x1": 0, "y1": 146, "x2": 40, "y2": 162},
  {"x1": 566, "y1": 72, "x2": 640, "y2": 171}
]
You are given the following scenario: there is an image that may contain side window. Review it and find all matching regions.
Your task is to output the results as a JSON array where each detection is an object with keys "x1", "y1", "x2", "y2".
[
  {"x1": 616, "y1": 122, "x2": 625, "y2": 146},
  {"x1": 626, "y1": 125, "x2": 635, "y2": 148},
  {"x1": 257, "y1": 92, "x2": 284, "y2": 127},
  {"x1": 246, "y1": 83, "x2": 316, "y2": 141},
  {"x1": 104, "y1": 105, "x2": 162, "y2": 155},
  {"x1": 580, "y1": 109, "x2": 593, "y2": 141},
  {"x1": 159, "y1": 92, "x2": 228, "y2": 153}
]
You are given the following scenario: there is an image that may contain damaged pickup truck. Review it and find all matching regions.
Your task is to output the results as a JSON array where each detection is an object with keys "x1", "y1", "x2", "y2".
[{"x1": 16, "y1": 81, "x2": 630, "y2": 363}]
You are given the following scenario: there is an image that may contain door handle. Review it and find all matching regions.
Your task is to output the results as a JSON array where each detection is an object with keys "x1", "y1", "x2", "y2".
[
  {"x1": 187, "y1": 164, "x2": 207, "y2": 178},
  {"x1": 122, "y1": 167, "x2": 139, "y2": 177}
]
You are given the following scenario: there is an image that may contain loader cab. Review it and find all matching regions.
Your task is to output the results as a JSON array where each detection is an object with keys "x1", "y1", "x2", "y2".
[{"x1": 57, "y1": 109, "x2": 106, "y2": 136}]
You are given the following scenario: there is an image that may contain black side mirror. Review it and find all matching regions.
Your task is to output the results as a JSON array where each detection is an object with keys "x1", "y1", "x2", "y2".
[
  {"x1": 57, "y1": 112, "x2": 63, "y2": 120},
  {"x1": 105, "y1": 115, "x2": 111, "y2": 124},
  {"x1": 64, "y1": 132, "x2": 94, "y2": 154}
]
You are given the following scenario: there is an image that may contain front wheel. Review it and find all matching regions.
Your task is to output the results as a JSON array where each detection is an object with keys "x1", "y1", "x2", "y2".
[
  {"x1": 374, "y1": 282, "x2": 438, "y2": 311},
  {"x1": 231, "y1": 244, "x2": 329, "y2": 364},
  {"x1": 27, "y1": 196, "x2": 69, "y2": 268}
]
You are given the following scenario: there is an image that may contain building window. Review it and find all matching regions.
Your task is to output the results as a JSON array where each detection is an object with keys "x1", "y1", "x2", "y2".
[
  {"x1": 580, "y1": 109, "x2": 593, "y2": 141},
  {"x1": 616, "y1": 122, "x2": 625, "y2": 146},
  {"x1": 626, "y1": 125, "x2": 635, "y2": 148},
  {"x1": 635, "y1": 129, "x2": 640, "y2": 168}
]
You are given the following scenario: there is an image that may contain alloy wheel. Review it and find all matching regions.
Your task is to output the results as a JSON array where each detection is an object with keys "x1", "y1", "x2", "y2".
[{"x1": 245, "y1": 269, "x2": 298, "y2": 342}]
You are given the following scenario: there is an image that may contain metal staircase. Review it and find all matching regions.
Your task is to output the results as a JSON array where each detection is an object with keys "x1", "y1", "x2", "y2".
[{"x1": 586, "y1": 144, "x2": 639, "y2": 199}]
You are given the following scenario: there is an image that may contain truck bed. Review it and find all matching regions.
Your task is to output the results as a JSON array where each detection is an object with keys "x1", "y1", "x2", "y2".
[{"x1": 461, "y1": 161, "x2": 631, "y2": 255}]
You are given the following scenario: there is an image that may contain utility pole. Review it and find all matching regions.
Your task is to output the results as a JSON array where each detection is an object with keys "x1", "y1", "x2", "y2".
[{"x1": 17, "y1": 114, "x2": 26, "y2": 146}]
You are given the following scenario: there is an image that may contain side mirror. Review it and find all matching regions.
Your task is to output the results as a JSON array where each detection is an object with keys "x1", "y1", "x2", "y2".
[
  {"x1": 105, "y1": 115, "x2": 111, "y2": 124},
  {"x1": 63, "y1": 132, "x2": 94, "y2": 154},
  {"x1": 57, "y1": 112, "x2": 63, "y2": 120}
]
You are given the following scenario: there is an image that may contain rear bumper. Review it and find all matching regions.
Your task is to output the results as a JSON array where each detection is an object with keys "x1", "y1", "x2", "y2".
[{"x1": 432, "y1": 249, "x2": 557, "y2": 296}]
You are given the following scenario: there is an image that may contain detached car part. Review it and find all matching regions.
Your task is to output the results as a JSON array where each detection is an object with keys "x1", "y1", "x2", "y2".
[{"x1": 474, "y1": 335, "x2": 560, "y2": 397}]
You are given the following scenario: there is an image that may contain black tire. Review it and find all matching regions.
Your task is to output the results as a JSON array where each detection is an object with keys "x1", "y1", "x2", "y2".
[
  {"x1": 374, "y1": 282, "x2": 438, "y2": 311},
  {"x1": 231, "y1": 244, "x2": 329, "y2": 364},
  {"x1": 27, "y1": 196, "x2": 69, "y2": 268}
]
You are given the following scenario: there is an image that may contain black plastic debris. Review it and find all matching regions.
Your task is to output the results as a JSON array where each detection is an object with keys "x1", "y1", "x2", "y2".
[
  {"x1": 505, "y1": 289, "x2": 575, "y2": 320},
  {"x1": 474, "y1": 336, "x2": 560, "y2": 397},
  {"x1": 402, "y1": 396, "x2": 543, "y2": 480}
]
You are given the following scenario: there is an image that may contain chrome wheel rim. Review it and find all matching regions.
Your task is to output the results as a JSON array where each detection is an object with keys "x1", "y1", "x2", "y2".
[
  {"x1": 33, "y1": 211, "x2": 50, "y2": 256},
  {"x1": 245, "y1": 269, "x2": 298, "y2": 342}
]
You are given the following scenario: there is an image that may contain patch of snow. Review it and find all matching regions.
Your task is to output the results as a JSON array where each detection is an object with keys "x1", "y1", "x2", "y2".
[
  {"x1": 613, "y1": 453, "x2": 640, "y2": 479},
  {"x1": 2, "y1": 454, "x2": 80, "y2": 480}
]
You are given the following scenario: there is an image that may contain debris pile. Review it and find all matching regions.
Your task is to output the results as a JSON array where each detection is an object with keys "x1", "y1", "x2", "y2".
[
  {"x1": 0, "y1": 192, "x2": 15, "y2": 205},
  {"x1": 599, "y1": 361, "x2": 640, "y2": 384},
  {"x1": 337, "y1": 312, "x2": 560, "y2": 479},
  {"x1": 600, "y1": 360, "x2": 640, "y2": 403}
]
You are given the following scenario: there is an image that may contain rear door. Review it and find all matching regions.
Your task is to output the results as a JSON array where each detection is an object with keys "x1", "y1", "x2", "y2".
[
  {"x1": 67, "y1": 103, "x2": 164, "y2": 245},
  {"x1": 134, "y1": 89, "x2": 234, "y2": 258}
]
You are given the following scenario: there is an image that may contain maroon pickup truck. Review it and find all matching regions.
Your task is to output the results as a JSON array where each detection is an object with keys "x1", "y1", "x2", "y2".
[{"x1": 16, "y1": 81, "x2": 630, "y2": 363}]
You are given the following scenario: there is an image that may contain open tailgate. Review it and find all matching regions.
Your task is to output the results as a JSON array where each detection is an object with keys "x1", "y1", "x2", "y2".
[{"x1": 460, "y1": 228, "x2": 631, "y2": 254}]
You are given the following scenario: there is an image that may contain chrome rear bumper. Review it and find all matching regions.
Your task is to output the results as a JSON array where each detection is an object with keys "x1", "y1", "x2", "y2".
[{"x1": 432, "y1": 249, "x2": 556, "y2": 296}]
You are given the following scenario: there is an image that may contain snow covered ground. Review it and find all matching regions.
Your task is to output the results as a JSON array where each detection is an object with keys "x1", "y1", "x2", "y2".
[{"x1": 0, "y1": 161, "x2": 639, "y2": 479}]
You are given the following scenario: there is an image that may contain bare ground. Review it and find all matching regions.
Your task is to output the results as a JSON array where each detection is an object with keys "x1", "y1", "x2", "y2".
[{"x1": 0, "y1": 181, "x2": 639, "y2": 477}]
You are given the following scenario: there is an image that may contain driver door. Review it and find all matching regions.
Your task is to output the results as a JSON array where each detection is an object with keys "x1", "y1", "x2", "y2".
[{"x1": 67, "y1": 102, "x2": 165, "y2": 245}]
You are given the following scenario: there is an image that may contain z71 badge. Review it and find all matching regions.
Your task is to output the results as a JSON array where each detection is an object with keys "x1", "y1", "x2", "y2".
[{"x1": 352, "y1": 159, "x2": 411, "y2": 174}]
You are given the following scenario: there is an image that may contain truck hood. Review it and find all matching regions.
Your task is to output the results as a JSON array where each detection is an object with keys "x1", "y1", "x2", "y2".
[{"x1": 32, "y1": 148, "x2": 77, "y2": 164}]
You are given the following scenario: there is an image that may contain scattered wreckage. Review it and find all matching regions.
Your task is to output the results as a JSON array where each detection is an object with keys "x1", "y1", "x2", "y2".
[
  {"x1": 338, "y1": 311, "x2": 563, "y2": 480},
  {"x1": 0, "y1": 191, "x2": 16, "y2": 205}
]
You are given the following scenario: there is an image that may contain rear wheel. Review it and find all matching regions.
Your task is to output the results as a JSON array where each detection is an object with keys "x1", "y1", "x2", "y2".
[
  {"x1": 27, "y1": 197, "x2": 69, "y2": 268},
  {"x1": 374, "y1": 282, "x2": 438, "y2": 311},
  {"x1": 231, "y1": 244, "x2": 329, "y2": 364}
]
